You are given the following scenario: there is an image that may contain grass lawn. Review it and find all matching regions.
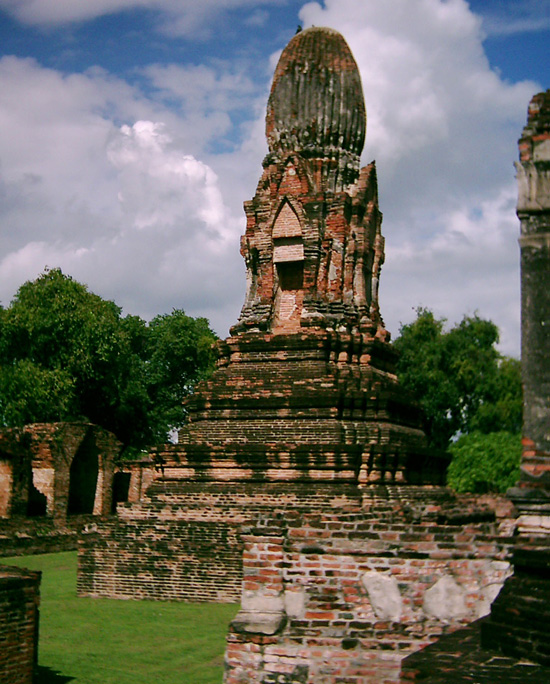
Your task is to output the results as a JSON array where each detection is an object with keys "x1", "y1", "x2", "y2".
[{"x1": 3, "y1": 552, "x2": 239, "y2": 684}]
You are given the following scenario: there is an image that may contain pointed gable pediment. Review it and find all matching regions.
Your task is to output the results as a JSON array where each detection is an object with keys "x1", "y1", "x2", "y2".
[{"x1": 272, "y1": 199, "x2": 302, "y2": 239}]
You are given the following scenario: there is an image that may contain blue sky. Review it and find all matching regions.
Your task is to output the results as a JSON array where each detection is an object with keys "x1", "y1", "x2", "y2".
[{"x1": 0, "y1": 0, "x2": 548, "y2": 355}]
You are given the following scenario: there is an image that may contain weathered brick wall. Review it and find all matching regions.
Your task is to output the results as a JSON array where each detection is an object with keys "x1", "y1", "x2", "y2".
[
  {"x1": 0, "y1": 423, "x2": 122, "y2": 557},
  {"x1": 79, "y1": 517, "x2": 243, "y2": 602},
  {"x1": 27, "y1": 423, "x2": 121, "y2": 519},
  {"x1": 400, "y1": 617, "x2": 550, "y2": 683},
  {"x1": 224, "y1": 490, "x2": 514, "y2": 684},
  {"x1": 0, "y1": 433, "x2": 32, "y2": 518},
  {"x1": 0, "y1": 565, "x2": 40, "y2": 684},
  {"x1": 0, "y1": 461, "x2": 14, "y2": 518},
  {"x1": 126, "y1": 460, "x2": 156, "y2": 503},
  {"x1": 78, "y1": 482, "x2": 514, "y2": 633},
  {"x1": 0, "y1": 422, "x2": 121, "y2": 521},
  {"x1": 0, "y1": 517, "x2": 90, "y2": 557},
  {"x1": 481, "y1": 543, "x2": 550, "y2": 666},
  {"x1": 77, "y1": 481, "x2": 362, "y2": 602}
]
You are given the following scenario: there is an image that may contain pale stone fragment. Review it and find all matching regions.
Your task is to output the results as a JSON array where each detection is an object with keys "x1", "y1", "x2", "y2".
[
  {"x1": 231, "y1": 610, "x2": 286, "y2": 635},
  {"x1": 284, "y1": 588, "x2": 306, "y2": 618},
  {"x1": 423, "y1": 575, "x2": 466, "y2": 622},
  {"x1": 241, "y1": 590, "x2": 284, "y2": 613},
  {"x1": 361, "y1": 570, "x2": 402, "y2": 621}
]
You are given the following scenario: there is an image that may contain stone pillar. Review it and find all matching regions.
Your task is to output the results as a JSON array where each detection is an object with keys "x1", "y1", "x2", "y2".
[
  {"x1": 481, "y1": 90, "x2": 550, "y2": 665},
  {"x1": 510, "y1": 89, "x2": 550, "y2": 533}
]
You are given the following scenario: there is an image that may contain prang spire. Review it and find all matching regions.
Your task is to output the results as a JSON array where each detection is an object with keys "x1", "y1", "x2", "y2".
[
  {"x1": 265, "y1": 26, "x2": 366, "y2": 189},
  {"x1": 232, "y1": 27, "x2": 385, "y2": 336}
]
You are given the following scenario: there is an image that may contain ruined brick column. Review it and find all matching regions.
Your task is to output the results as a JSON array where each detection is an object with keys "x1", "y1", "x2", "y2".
[
  {"x1": 481, "y1": 90, "x2": 550, "y2": 666},
  {"x1": 509, "y1": 89, "x2": 550, "y2": 533}
]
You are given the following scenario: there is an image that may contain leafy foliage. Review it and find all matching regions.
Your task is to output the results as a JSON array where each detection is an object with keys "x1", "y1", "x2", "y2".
[
  {"x1": 468, "y1": 356, "x2": 522, "y2": 435},
  {"x1": 145, "y1": 310, "x2": 217, "y2": 443},
  {"x1": 0, "y1": 360, "x2": 75, "y2": 426},
  {"x1": 393, "y1": 308, "x2": 523, "y2": 494},
  {"x1": 393, "y1": 308, "x2": 522, "y2": 449},
  {"x1": 447, "y1": 431, "x2": 522, "y2": 494},
  {"x1": 0, "y1": 269, "x2": 217, "y2": 449}
]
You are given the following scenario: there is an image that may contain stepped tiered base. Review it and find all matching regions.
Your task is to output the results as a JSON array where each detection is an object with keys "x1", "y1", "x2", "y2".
[
  {"x1": 158, "y1": 330, "x2": 448, "y2": 486},
  {"x1": 78, "y1": 329, "x2": 449, "y2": 602}
]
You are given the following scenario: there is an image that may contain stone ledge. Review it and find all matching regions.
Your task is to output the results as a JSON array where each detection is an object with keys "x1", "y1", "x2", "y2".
[{"x1": 231, "y1": 609, "x2": 287, "y2": 635}]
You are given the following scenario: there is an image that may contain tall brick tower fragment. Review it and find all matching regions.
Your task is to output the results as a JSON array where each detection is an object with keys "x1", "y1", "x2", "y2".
[
  {"x1": 482, "y1": 90, "x2": 550, "y2": 666},
  {"x1": 513, "y1": 89, "x2": 550, "y2": 528}
]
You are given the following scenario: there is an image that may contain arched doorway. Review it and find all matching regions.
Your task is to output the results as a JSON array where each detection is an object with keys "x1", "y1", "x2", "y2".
[{"x1": 272, "y1": 200, "x2": 305, "y2": 331}]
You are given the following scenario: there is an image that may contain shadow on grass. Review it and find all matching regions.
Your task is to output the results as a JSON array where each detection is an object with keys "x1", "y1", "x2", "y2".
[{"x1": 35, "y1": 666, "x2": 75, "y2": 683}]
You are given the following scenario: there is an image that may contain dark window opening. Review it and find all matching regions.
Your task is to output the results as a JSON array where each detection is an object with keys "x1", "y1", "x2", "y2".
[
  {"x1": 68, "y1": 432, "x2": 99, "y2": 515},
  {"x1": 277, "y1": 261, "x2": 304, "y2": 290},
  {"x1": 111, "y1": 472, "x2": 131, "y2": 513},
  {"x1": 273, "y1": 237, "x2": 302, "y2": 248},
  {"x1": 27, "y1": 476, "x2": 47, "y2": 517}
]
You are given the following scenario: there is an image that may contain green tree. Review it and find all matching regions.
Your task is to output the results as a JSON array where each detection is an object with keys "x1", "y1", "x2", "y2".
[
  {"x1": 0, "y1": 269, "x2": 217, "y2": 450},
  {"x1": 0, "y1": 360, "x2": 75, "y2": 427},
  {"x1": 447, "y1": 431, "x2": 522, "y2": 494},
  {"x1": 469, "y1": 356, "x2": 522, "y2": 434},
  {"x1": 393, "y1": 308, "x2": 522, "y2": 449},
  {"x1": 145, "y1": 310, "x2": 217, "y2": 443}
]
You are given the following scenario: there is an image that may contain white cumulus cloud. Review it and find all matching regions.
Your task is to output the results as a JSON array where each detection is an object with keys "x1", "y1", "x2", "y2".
[
  {"x1": 0, "y1": 0, "x2": 278, "y2": 36},
  {"x1": 298, "y1": 0, "x2": 540, "y2": 354},
  {"x1": 0, "y1": 57, "x2": 244, "y2": 333},
  {"x1": 0, "y1": 0, "x2": 544, "y2": 354}
]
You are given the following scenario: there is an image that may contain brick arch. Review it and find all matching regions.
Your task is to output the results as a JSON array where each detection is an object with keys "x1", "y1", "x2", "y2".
[
  {"x1": 275, "y1": 154, "x2": 311, "y2": 197},
  {"x1": 271, "y1": 199, "x2": 305, "y2": 332}
]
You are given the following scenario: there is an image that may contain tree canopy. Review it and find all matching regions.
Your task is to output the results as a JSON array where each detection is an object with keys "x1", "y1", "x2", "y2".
[
  {"x1": 393, "y1": 308, "x2": 522, "y2": 451},
  {"x1": 447, "y1": 431, "x2": 522, "y2": 494},
  {"x1": 0, "y1": 269, "x2": 217, "y2": 451},
  {"x1": 393, "y1": 308, "x2": 523, "y2": 494}
]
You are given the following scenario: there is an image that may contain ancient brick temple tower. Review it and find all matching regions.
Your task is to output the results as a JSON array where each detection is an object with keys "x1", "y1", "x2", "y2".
[
  {"x1": 79, "y1": 26, "x2": 451, "y2": 604},
  {"x1": 176, "y1": 26, "x2": 444, "y2": 490}
]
